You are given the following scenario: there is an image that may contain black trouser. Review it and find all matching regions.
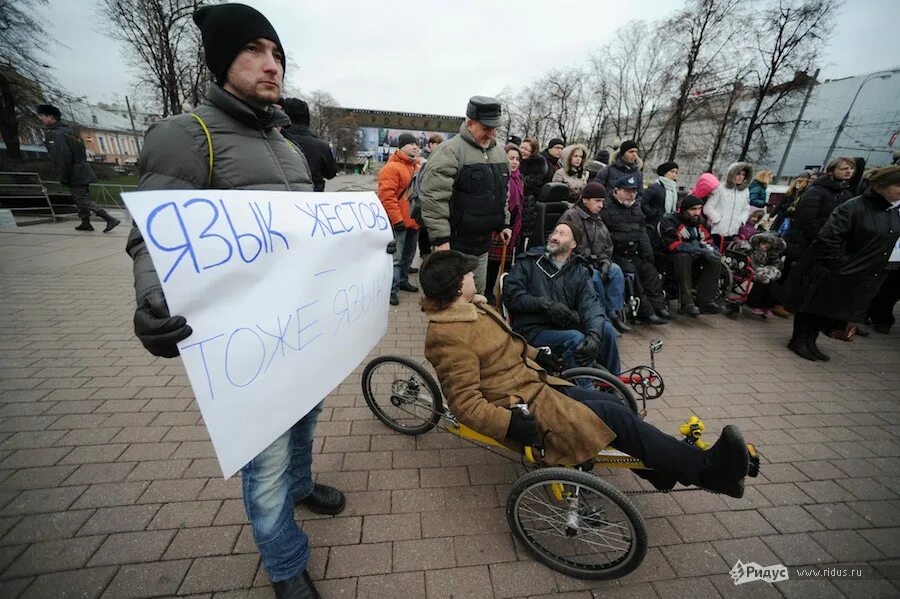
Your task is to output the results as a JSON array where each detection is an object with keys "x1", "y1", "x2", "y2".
[
  {"x1": 792, "y1": 311, "x2": 842, "y2": 341},
  {"x1": 747, "y1": 282, "x2": 779, "y2": 310},
  {"x1": 669, "y1": 252, "x2": 720, "y2": 308},
  {"x1": 418, "y1": 225, "x2": 431, "y2": 258},
  {"x1": 868, "y1": 269, "x2": 900, "y2": 330},
  {"x1": 70, "y1": 185, "x2": 111, "y2": 221},
  {"x1": 562, "y1": 387, "x2": 704, "y2": 485},
  {"x1": 614, "y1": 254, "x2": 666, "y2": 316}
]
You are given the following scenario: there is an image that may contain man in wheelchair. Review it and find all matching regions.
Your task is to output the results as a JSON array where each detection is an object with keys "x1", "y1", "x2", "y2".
[
  {"x1": 420, "y1": 250, "x2": 751, "y2": 498},
  {"x1": 503, "y1": 222, "x2": 621, "y2": 375},
  {"x1": 658, "y1": 195, "x2": 725, "y2": 316}
]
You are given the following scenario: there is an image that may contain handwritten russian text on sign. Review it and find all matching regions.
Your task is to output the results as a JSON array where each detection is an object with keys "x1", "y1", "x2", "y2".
[{"x1": 123, "y1": 190, "x2": 393, "y2": 477}]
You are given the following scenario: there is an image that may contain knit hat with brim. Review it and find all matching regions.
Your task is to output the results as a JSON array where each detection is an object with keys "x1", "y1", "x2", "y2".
[
  {"x1": 193, "y1": 3, "x2": 285, "y2": 85},
  {"x1": 420, "y1": 251, "x2": 480, "y2": 298}
]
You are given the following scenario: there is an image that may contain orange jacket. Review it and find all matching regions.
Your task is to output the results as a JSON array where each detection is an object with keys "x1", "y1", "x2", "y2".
[{"x1": 377, "y1": 150, "x2": 419, "y2": 230}]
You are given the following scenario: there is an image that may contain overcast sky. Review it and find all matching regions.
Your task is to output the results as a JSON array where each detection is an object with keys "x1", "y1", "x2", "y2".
[{"x1": 35, "y1": 0, "x2": 900, "y2": 116}]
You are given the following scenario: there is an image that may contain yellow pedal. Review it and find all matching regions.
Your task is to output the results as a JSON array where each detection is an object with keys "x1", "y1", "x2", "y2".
[{"x1": 679, "y1": 416, "x2": 709, "y2": 448}]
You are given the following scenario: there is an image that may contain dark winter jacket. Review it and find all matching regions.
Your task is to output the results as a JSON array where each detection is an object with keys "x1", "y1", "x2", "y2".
[
  {"x1": 557, "y1": 202, "x2": 614, "y2": 266},
  {"x1": 503, "y1": 247, "x2": 607, "y2": 342},
  {"x1": 601, "y1": 198, "x2": 654, "y2": 260},
  {"x1": 641, "y1": 181, "x2": 666, "y2": 227},
  {"x1": 748, "y1": 179, "x2": 768, "y2": 209},
  {"x1": 420, "y1": 121, "x2": 510, "y2": 255},
  {"x1": 541, "y1": 150, "x2": 561, "y2": 174},
  {"x1": 593, "y1": 157, "x2": 644, "y2": 200},
  {"x1": 43, "y1": 121, "x2": 97, "y2": 186},
  {"x1": 127, "y1": 84, "x2": 314, "y2": 307},
  {"x1": 784, "y1": 189, "x2": 900, "y2": 322},
  {"x1": 282, "y1": 125, "x2": 336, "y2": 191},
  {"x1": 519, "y1": 155, "x2": 552, "y2": 243},
  {"x1": 658, "y1": 213, "x2": 714, "y2": 254},
  {"x1": 784, "y1": 175, "x2": 853, "y2": 261}
]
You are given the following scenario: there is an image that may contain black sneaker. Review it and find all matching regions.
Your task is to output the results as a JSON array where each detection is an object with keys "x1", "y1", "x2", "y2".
[
  {"x1": 681, "y1": 304, "x2": 701, "y2": 316},
  {"x1": 699, "y1": 303, "x2": 725, "y2": 314},
  {"x1": 398, "y1": 282, "x2": 419, "y2": 293},
  {"x1": 609, "y1": 315, "x2": 632, "y2": 333},
  {"x1": 636, "y1": 313, "x2": 668, "y2": 325},
  {"x1": 74, "y1": 222, "x2": 94, "y2": 231},
  {"x1": 103, "y1": 218, "x2": 121, "y2": 233},
  {"x1": 390, "y1": 293, "x2": 399, "y2": 306},
  {"x1": 273, "y1": 569, "x2": 321, "y2": 599}
]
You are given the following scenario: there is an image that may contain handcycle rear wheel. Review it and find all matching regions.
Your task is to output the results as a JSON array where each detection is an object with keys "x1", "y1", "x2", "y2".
[
  {"x1": 361, "y1": 355, "x2": 443, "y2": 435},
  {"x1": 559, "y1": 367, "x2": 639, "y2": 415},
  {"x1": 507, "y1": 467, "x2": 648, "y2": 580}
]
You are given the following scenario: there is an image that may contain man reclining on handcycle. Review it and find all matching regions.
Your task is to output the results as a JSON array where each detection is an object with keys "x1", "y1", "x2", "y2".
[{"x1": 419, "y1": 250, "x2": 750, "y2": 498}]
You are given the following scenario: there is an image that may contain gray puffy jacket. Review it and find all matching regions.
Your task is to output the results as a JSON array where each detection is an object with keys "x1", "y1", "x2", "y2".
[{"x1": 126, "y1": 85, "x2": 314, "y2": 306}]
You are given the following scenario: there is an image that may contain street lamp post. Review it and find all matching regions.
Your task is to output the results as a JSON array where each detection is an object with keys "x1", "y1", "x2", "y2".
[{"x1": 822, "y1": 69, "x2": 898, "y2": 165}]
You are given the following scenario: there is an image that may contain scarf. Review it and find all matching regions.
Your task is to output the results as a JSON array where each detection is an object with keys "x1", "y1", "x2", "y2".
[{"x1": 659, "y1": 176, "x2": 678, "y2": 214}]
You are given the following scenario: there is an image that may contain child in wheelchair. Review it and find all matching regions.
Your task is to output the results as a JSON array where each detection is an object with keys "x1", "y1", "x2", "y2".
[
  {"x1": 732, "y1": 231, "x2": 787, "y2": 318},
  {"x1": 418, "y1": 250, "x2": 752, "y2": 498}
]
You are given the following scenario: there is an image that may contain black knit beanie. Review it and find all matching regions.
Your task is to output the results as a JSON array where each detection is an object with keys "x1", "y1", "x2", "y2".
[
  {"x1": 619, "y1": 140, "x2": 638, "y2": 155},
  {"x1": 547, "y1": 138, "x2": 564, "y2": 149},
  {"x1": 397, "y1": 133, "x2": 418, "y2": 148},
  {"x1": 680, "y1": 194, "x2": 704, "y2": 211},
  {"x1": 193, "y1": 3, "x2": 285, "y2": 85},
  {"x1": 281, "y1": 98, "x2": 310, "y2": 126},
  {"x1": 35, "y1": 104, "x2": 61, "y2": 120},
  {"x1": 656, "y1": 161, "x2": 678, "y2": 176}
]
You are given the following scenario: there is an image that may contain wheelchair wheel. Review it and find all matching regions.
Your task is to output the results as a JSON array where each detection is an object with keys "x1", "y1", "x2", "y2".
[
  {"x1": 361, "y1": 356, "x2": 443, "y2": 435},
  {"x1": 714, "y1": 265, "x2": 734, "y2": 304},
  {"x1": 507, "y1": 467, "x2": 648, "y2": 580},
  {"x1": 559, "y1": 367, "x2": 639, "y2": 415}
]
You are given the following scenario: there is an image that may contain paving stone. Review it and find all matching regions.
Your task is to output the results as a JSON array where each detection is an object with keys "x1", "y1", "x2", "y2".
[
  {"x1": 847, "y1": 500, "x2": 900, "y2": 527},
  {"x1": 356, "y1": 571, "x2": 425, "y2": 599},
  {"x1": 667, "y1": 513, "x2": 733, "y2": 542},
  {"x1": 147, "y1": 500, "x2": 221, "y2": 530},
  {"x1": 78, "y1": 504, "x2": 161, "y2": 535},
  {"x1": 424, "y1": 565, "x2": 493, "y2": 599},
  {"x1": 126, "y1": 458, "x2": 191, "y2": 480},
  {"x1": 393, "y1": 536, "x2": 455, "y2": 572},
  {"x1": 489, "y1": 561, "x2": 559, "y2": 598},
  {"x1": 87, "y1": 529, "x2": 177, "y2": 566},
  {"x1": 137, "y1": 478, "x2": 206, "y2": 503},
  {"x1": 762, "y1": 532, "x2": 834, "y2": 566},
  {"x1": 361, "y1": 513, "x2": 420, "y2": 543},
  {"x1": 660, "y1": 542, "x2": 730, "y2": 577},
  {"x1": 421, "y1": 507, "x2": 507, "y2": 537},
  {"x1": 4, "y1": 535, "x2": 105, "y2": 577},
  {"x1": 858, "y1": 528, "x2": 900, "y2": 558},
  {"x1": 102, "y1": 559, "x2": 192, "y2": 598},
  {"x1": 806, "y1": 502, "x2": 872, "y2": 530},
  {"x1": 453, "y1": 532, "x2": 517, "y2": 566},
  {"x1": 0, "y1": 447, "x2": 71, "y2": 469},
  {"x1": 759, "y1": 505, "x2": 826, "y2": 533},
  {"x1": 303, "y1": 516, "x2": 362, "y2": 547},
  {"x1": 59, "y1": 444, "x2": 128, "y2": 465},
  {"x1": 0, "y1": 486, "x2": 86, "y2": 516},
  {"x1": 72, "y1": 481, "x2": 150, "y2": 509},
  {"x1": 63, "y1": 462, "x2": 136, "y2": 486},
  {"x1": 163, "y1": 525, "x2": 241, "y2": 559},
  {"x1": 2, "y1": 510, "x2": 94, "y2": 544},
  {"x1": 326, "y1": 542, "x2": 393, "y2": 577},
  {"x1": 19, "y1": 565, "x2": 117, "y2": 599},
  {"x1": 715, "y1": 510, "x2": 778, "y2": 538}
]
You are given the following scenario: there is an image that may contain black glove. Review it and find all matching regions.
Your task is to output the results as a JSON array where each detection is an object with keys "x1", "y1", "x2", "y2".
[
  {"x1": 573, "y1": 332, "x2": 601, "y2": 363},
  {"x1": 133, "y1": 291, "x2": 192, "y2": 358},
  {"x1": 393, "y1": 221, "x2": 406, "y2": 232},
  {"x1": 506, "y1": 408, "x2": 542, "y2": 447},
  {"x1": 599, "y1": 260, "x2": 612, "y2": 279},
  {"x1": 547, "y1": 302, "x2": 580, "y2": 328},
  {"x1": 534, "y1": 346, "x2": 555, "y2": 370},
  {"x1": 386, "y1": 240, "x2": 397, "y2": 254}
]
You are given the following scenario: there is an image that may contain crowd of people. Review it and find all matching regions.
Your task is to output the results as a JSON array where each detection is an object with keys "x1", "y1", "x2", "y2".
[{"x1": 386, "y1": 100, "x2": 900, "y2": 368}]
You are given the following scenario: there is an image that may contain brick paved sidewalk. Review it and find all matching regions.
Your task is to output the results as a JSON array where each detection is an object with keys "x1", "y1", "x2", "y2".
[{"x1": 0, "y1": 217, "x2": 898, "y2": 599}]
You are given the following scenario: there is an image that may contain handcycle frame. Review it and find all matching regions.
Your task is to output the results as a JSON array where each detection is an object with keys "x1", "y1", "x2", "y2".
[{"x1": 360, "y1": 341, "x2": 759, "y2": 579}]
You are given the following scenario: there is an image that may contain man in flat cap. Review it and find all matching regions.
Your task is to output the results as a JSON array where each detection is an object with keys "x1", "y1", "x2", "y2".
[
  {"x1": 125, "y1": 4, "x2": 343, "y2": 597},
  {"x1": 420, "y1": 95, "x2": 512, "y2": 293},
  {"x1": 36, "y1": 104, "x2": 120, "y2": 233}
]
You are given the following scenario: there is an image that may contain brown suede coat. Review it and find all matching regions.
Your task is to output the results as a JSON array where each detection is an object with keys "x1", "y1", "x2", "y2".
[{"x1": 424, "y1": 296, "x2": 616, "y2": 465}]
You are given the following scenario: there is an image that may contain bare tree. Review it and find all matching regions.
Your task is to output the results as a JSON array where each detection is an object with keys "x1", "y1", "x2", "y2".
[
  {"x1": 667, "y1": 0, "x2": 744, "y2": 160},
  {"x1": 0, "y1": 0, "x2": 57, "y2": 160},
  {"x1": 736, "y1": 0, "x2": 837, "y2": 160},
  {"x1": 98, "y1": 0, "x2": 215, "y2": 117},
  {"x1": 543, "y1": 68, "x2": 588, "y2": 144},
  {"x1": 707, "y1": 78, "x2": 745, "y2": 171}
]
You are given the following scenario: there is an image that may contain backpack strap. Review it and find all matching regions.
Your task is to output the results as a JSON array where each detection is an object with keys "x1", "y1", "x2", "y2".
[{"x1": 188, "y1": 112, "x2": 214, "y2": 187}]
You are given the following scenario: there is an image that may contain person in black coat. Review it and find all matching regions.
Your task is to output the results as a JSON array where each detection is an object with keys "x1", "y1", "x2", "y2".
[
  {"x1": 784, "y1": 166, "x2": 900, "y2": 361},
  {"x1": 602, "y1": 175, "x2": 670, "y2": 324},
  {"x1": 280, "y1": 97, "x2": 337, "y2": 191},
  {"x1": 503, "y1": 222, "x2": 620, "y2": 374},
  {"x1": 593, "y1": 140, "x2": 644, "y2": 202},
  {"x1": 784, "y1": 157, "x2": 855, "y2": 263},
  {"x1": 36, "y1": 104, "x2": 120, "y2": 233},
  {"x1": 518, "y1": 138, "x2": 552, "y2": 249}
]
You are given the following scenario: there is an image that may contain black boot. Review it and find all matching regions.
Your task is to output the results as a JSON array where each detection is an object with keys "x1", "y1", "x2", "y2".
[
  {"x1": 637, "y1": 312, "x2": 668, "y2": 325},
  {"x1": 808, "y1": 334, "x2": 830, "y2": 362},
  {"x1": 698, "y1": 425, "x2": 749, "y2": 498},
  {"x1": 97, "y1": 210, "x2": 121, "y2": 233},
  {"x1": 273, "y1": 570, "x2": 320, "y2": 599},
  {"x1": 74, "y1": 217, "x2": 94, "y2": 232},
  {"x1": 294, "y1": 483, "x2": 346, "y2": 515},
  {"x1": 787, "y1": 336, "x2": 818, "y2": 361},
  {"x1": 610, "y1": 314, "x2": 632, "y2": 333}
]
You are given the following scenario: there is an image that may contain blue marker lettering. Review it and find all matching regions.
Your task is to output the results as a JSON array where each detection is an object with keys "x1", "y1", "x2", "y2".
[
  {"x1": 184, "y1": 198, "x2": 233, "y2": 270},
  {"x1": 220, "y1": 200, "x2": 263, "y2": 263},
  {"x1": 224, "y1": 327, "x2": 266, "y2": 388},
  {"x1": 181, "y1": 334, "x2": 224, "y2": 401},
  {"x1": 146, "y1": 201, "x2": 199, "y2": 282}
]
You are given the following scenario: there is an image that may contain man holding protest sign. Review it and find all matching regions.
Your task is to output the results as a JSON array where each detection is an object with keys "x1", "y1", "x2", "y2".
[{"x1": 125, "y1": 4, "x2": 340, "y2": 598}]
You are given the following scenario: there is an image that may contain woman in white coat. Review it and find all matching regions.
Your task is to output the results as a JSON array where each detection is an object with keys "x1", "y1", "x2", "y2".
[{"x1": 703, "y1": 162, "x2": 754, "y2": 239}]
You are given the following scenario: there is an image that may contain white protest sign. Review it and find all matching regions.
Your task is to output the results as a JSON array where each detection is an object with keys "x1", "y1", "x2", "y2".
[
  {"x1": 890, "y1": 235, "x2": 900, "y2": 263},
  {"x1": 123, "y1": 190, "x2": 394, "y2": 478}
]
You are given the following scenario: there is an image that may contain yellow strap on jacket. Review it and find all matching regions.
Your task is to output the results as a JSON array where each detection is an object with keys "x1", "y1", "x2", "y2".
[{"x1": 188, "y1": 112, "x2": 214, "y2": 187}]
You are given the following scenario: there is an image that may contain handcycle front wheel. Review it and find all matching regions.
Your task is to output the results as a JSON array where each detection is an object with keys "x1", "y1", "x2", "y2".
[
  {"x1": 559, "y1": 367, "x2": 639, "y2": 415},
  {"x1": 361, "y1": 355, "x2": 443, "y2": 435},
  {"x1": 507, "y1": 467, "x2": 648, "y2": 580}
]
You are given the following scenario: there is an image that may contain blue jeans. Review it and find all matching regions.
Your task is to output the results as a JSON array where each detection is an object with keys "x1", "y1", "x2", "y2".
[
  {"x1": 392, "y1": 227, "x2": 419, "y2": 294},
  {"x1": 241, "y1": 401, "x2": 323, "y2": 582},
  {"x1": 531, "y1": 326, "x2": 621, "y2": 377},
  {"x1": 591, "y1": 264, "x2": 625, "y2": 316}
]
